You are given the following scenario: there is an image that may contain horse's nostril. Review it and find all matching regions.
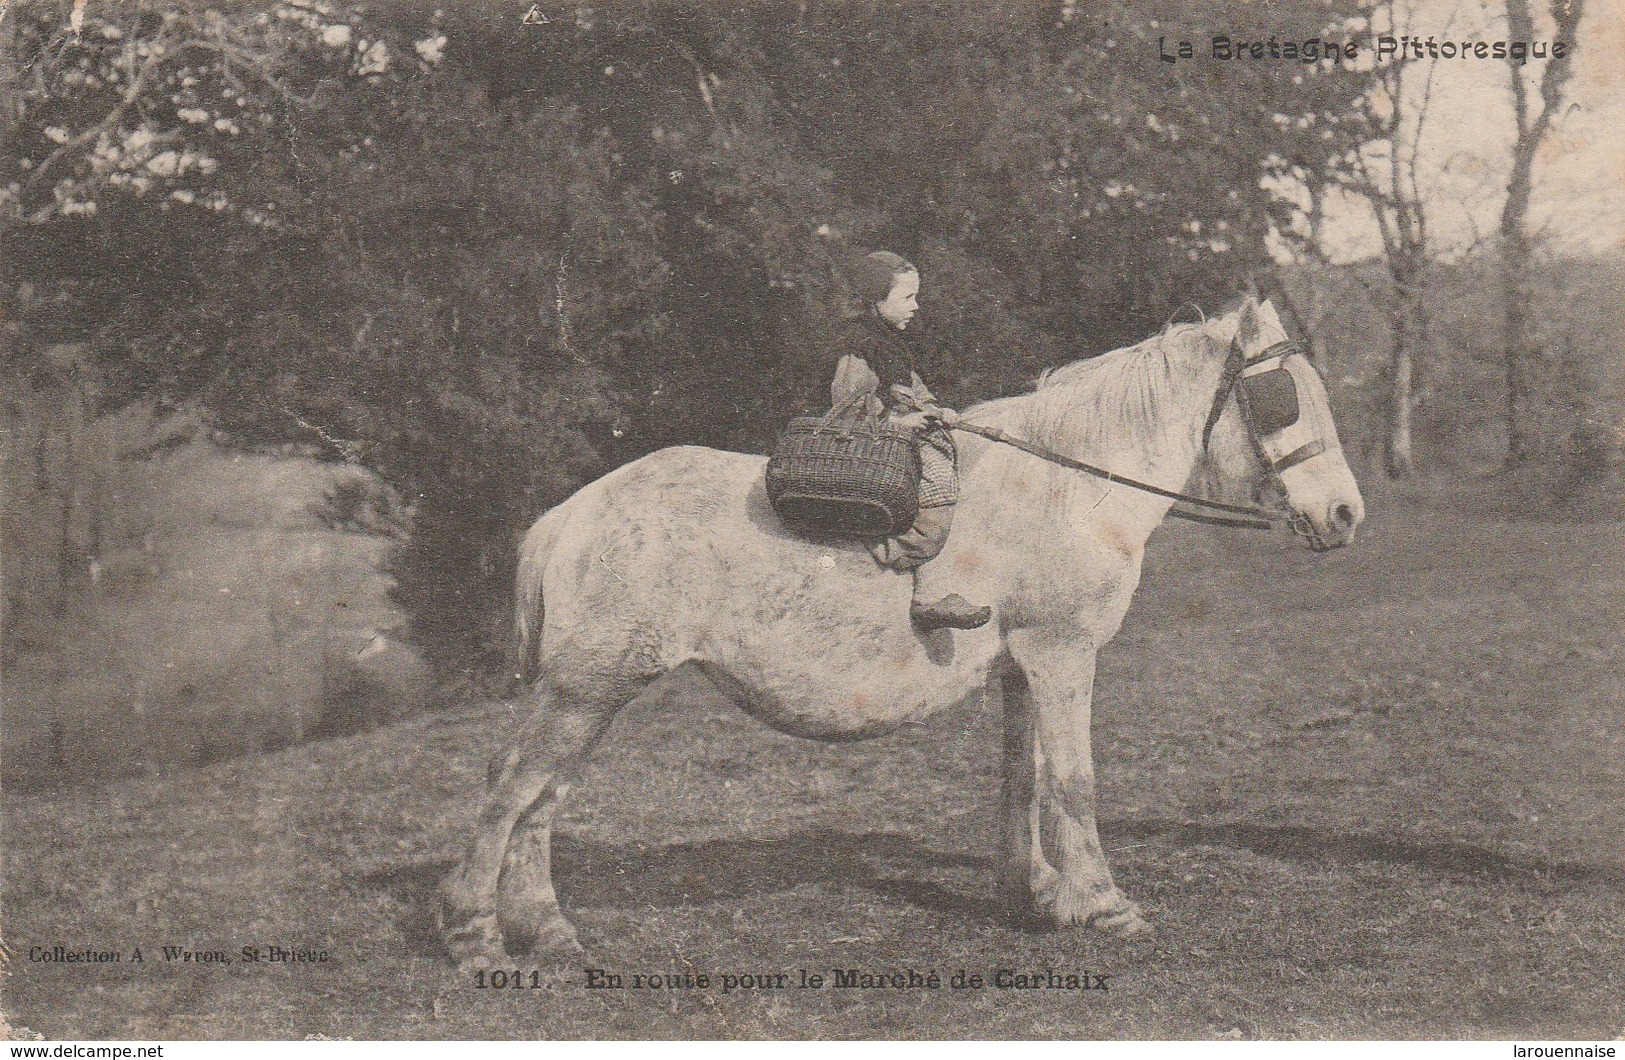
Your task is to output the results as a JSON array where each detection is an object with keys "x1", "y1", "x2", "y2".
[{"x1": 1331, "y1": 503, "x2": 1355, "y2": 530}]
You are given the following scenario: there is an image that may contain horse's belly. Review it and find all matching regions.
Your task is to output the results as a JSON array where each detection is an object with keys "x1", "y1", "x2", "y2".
[{"x1": 706, "y1": 619, "x2": 1002, "y2": 741}]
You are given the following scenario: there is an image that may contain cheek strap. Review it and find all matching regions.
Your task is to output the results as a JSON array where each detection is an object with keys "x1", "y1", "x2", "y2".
[{"x1": 1201, "y1": 339, "x2": 1247, "y2": 451}]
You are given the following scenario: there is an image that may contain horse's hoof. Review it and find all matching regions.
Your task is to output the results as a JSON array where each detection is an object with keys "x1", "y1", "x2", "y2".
[
  {"x1": 527, "y1": 916, "x2": 585, "y2": 960},
  {"x1": 440, "y1": 906, "x2": 507, "y2": 970},
  {"x1": 1034, "y1": 880, "x2": 1153, "y2": 939},
  {"x1": 1090, "y1": 903, "x2": 1155, "y2": 940},
  {"x1": 1025, "y1": 865, "x2": 1064, "y2": 922},
  {"x1": 1030, "y1": 863, "x2": 1061, "y2": 901}
]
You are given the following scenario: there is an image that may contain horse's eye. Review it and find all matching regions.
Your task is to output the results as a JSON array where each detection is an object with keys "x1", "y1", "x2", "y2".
[{"x1": 1243, "y1": 368, "x2": 1299, "y2": 434}]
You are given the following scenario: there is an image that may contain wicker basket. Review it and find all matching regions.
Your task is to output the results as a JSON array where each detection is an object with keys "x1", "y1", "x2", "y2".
[{"x1": 766, "y1": 415, "x2": 920, "y2": 538}]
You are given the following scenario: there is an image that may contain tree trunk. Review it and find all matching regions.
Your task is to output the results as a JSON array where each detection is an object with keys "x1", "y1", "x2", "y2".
[
  {"x1": 1306, "y1": 189, "x2": 1330, "y2": 375},
  {"x1": 1502, "y1": 228, "x2": 1534, "y2": 466},
  {"x1": 54, "y1": 377, "x2": 83, "y2": 614},
  {"x1": 1501, "y1": 0, "x2": 1585, "y2": 468},
  {"x1": 1500, "y1": 48, "x2": 1538, "y2": 467},
  {"x1": 1378, "y1": 241, "x2": 1429, "y2": 480},
  {"x1": 1384, "y1": 302, "x2": 1416, "y2": 478},
  {"x1": 1351, "y1": 9, "x2": 1436, "y2": 479}
]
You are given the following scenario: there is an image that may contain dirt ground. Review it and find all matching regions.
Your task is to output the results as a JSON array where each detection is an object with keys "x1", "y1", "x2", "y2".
[{"x1": 4, "y1": 487, "x2": 1622, "y2": 1039}]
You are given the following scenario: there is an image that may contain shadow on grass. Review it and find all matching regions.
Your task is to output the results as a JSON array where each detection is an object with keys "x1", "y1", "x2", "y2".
[
  {"x1": 362, "y1": 818, "x2": 1624, "y2": 957},
  {"x1": 1109, "y1": 818, "x2": 1625, "y2": 887},
  {"x1": 555, "y1": 829, "x2": 1002, "y2": 917},
  {"x1": 364, "y1": 829, "x2": 1003, "y2": 954}
]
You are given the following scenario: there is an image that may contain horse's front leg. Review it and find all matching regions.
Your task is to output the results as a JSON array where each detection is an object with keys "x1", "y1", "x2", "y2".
[
  {"x1": 1006, "y1": 632, "x2": 1152, "y2": 939},
  {"x1": 994, "y1": 663, "x2": 1058, "y2": 922}
]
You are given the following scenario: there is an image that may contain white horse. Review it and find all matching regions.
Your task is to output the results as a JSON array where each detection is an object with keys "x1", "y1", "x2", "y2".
[{"x1": 440, "y1": 295, "x2": 1364, "y2": 966}]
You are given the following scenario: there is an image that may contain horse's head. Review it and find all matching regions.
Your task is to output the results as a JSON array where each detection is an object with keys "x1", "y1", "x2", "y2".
[{"x1": 1199, "y1": 295, "x2": 1365, "y2": 551}]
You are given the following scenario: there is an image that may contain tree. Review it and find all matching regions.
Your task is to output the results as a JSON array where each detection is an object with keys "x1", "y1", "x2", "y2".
[
  {"x1": 0, "y1": 1, "x2": 412, "y2": 231},
  {"x1": 1500, "y1": 0, "x2": 1585, "y2": 467},
  {"x1": 3, "y1": 0, "x2": 1379, "y2": 677},
  {"x1": 1333, "y1": 0, "x2": 1451, "y2": 478}
]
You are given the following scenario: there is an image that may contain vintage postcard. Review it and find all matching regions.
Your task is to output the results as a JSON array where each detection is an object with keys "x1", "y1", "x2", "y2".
[{"x1": 2, "y1": 0, "x2": 1620, "y2": 1043}]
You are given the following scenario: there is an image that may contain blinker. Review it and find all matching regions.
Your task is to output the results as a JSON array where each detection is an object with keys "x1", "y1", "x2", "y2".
[
  {"x1": 1242, "y1": 347, "x2": 1328, "y2": 475},
  {"x1": 1241, "y1": 367, "x2": 1299, "y2": 435}
]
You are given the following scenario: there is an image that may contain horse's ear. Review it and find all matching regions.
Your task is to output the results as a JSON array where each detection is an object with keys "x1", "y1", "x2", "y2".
[{"x1": 1257, "y1": 298, "x2": 1285, "y2": 337}]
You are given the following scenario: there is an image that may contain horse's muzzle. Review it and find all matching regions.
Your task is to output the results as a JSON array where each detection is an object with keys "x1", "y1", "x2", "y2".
[{"x1": 1297, "y1": 499, "x2": 1363, "y2": 552}]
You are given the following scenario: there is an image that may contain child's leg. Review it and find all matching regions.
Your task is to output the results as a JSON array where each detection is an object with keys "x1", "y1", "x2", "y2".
[{"x1": 870, "y1": 503, "x2": 952, "y2": 570}]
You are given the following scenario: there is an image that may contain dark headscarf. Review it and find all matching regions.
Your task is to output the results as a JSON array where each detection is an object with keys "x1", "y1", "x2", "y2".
[{"x1": 854, "y1": 250, "x2": 916, "y2": 306}]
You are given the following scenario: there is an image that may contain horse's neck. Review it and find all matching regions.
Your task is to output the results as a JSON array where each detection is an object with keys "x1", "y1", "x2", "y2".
[{"x1": 961, "y1": 336, "x2": 1226, "y2": 544}]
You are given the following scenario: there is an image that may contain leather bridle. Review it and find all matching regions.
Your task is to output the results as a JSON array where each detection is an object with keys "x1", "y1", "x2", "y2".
[
  {"x1": 952, "y1": 337, "x2": 1336, "y2": 540},
  {"x1": 1200, "y1": 337, "x2": 1330, "y2": 544}
]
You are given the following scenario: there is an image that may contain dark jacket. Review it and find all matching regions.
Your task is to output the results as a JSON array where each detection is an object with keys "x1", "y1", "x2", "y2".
[
  {"x1": 826, "y1": 312, "x2": 919, "y2": 412},
  {"x1": 821, "y1": 311, "x2": 959, "y2": 509}
]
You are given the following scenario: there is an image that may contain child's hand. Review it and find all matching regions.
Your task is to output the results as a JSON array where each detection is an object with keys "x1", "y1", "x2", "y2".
[
  {"x1": 929, "y1": 407, "x2": 960, "y2": 427},
  {"x1": 890, "y1": 410, "x2": 932, "y2": 430}
]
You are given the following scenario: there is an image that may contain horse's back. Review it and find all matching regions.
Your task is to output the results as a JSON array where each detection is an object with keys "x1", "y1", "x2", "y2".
[
  {"x1": 534, "y1": 445, "x2": 820, "y2": 569},
  {"x1": 523, "y1": 445, "x2": 901, "y2": 649},
  {"x1": 515, "y1": 446, "x2": 1000, "y2": 732}
]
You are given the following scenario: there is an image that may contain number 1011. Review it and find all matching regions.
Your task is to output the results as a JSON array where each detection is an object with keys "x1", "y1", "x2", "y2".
[{"x1": 473, "y1": 969, "x2": 549, "y2": 989}]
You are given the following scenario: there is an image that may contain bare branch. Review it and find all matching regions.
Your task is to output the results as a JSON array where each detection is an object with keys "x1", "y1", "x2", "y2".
[
  {"x1": 20, "y1": 13, "x2": 181, "y2": 200},
  {"x1": 171, "y1": 35, "x2": 321, "y2": 107},
  {"x1": 1531, "y1": 0, "x2": 1586, "y2": 143},
  {"x1": 669, "y1": 40, "x2": 720, "y2": 128}
]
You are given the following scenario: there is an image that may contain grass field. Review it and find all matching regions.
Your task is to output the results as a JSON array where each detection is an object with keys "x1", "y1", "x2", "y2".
[{"x1": 4, "y1": 486, "x2": 1622, "y2": 1040}]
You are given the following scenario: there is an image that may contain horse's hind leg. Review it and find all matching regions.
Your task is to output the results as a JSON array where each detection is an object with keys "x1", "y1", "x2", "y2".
[
  {"x1": 439, "y1": 685, "x2": 617, "y2": 969},
  {"x1": 494, "y1": 719, "x2": 608, "y2": 959}
]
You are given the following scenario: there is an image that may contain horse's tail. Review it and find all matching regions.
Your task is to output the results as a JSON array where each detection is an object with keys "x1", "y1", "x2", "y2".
[{"x1": 513, "y1": 511, "x2": 563, "y2": 687}]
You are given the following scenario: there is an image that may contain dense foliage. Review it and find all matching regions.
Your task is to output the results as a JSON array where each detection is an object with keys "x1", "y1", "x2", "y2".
[{"x1": 3, "y1": 0, "x2": 1375, "y2": 674}]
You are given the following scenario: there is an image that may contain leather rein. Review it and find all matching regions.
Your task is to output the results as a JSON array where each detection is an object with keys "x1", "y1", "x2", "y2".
[{"x1": 950, "y1": 339, "x2": 1320, "y2": 534}]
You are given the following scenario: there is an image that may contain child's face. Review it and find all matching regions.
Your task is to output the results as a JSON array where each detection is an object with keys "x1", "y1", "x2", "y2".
[{"x1": 875, "y1": 269, "x2": 920, "y2": 330}]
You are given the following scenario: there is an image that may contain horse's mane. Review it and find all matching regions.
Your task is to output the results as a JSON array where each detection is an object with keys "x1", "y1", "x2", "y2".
[{"x1": 967, "y1": 317, "x2": 1228, "y2": 461}]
